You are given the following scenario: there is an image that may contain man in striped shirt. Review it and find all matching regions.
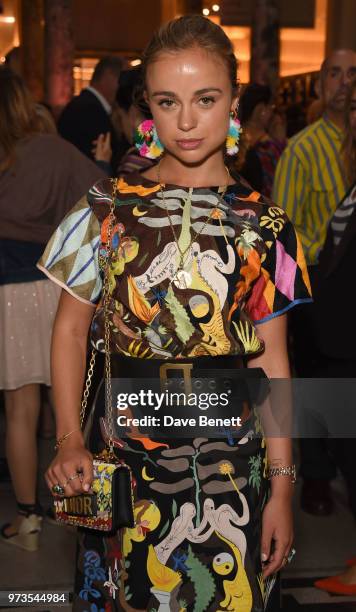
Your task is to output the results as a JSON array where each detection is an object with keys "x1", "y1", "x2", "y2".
[
  {"x1": 272, "y1": 49, "x2": 356, "y2": 517},
  {"x1": 273, "y1": 49, "x2": 356, "y2": 266}
]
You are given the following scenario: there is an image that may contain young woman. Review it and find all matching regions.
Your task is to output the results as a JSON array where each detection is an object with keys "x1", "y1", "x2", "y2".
[
  {"x1": 0, "y1": 68, "x2": 104, "y2": 552},
  {"x1": 39, "y1": 16, "x2": 311, "y2": 610}
]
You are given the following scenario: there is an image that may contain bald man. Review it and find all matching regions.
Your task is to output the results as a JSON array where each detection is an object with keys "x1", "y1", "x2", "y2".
[{"x1": 272, "y1": 49, "x2": 356, "y2": 516}]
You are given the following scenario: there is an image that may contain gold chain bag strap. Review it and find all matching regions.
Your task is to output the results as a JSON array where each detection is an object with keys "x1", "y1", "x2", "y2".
[{"x1": 53, "y1": 179, "x2": 135, "y2": 532}]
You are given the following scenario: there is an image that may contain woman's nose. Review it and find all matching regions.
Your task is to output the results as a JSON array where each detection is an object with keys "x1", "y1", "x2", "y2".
[{"x1": 177, "y1": 105, "x2": 197, "y2": 131}]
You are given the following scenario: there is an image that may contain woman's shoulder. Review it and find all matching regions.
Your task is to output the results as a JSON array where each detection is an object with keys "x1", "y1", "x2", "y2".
[
  {"x1": 19, "y1": 133, "x2": 102, "y2": 171},
  {"x1": 20, "y1": 132, "x2": 66, "y2": 152},
  {"x1": 84, "y1": 172, "x2": 159, "y2": 225},
  {"x1": 228, "y1": 178, "x2": 293, "y2": 243},
  {"x1": 228, "y1": 176, "x2": 283, "y2": 213}
]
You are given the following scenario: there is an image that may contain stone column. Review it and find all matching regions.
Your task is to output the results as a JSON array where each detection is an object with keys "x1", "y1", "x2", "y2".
[
  {"x1": 44, "y1": 0, "x2": 74, "y2": 117},
  {"x1": 20, "y1": 0, "x2": 44, "y2": 101},
  {"x1": 250, "y1": 0, "x2": 280, "y2": 91}
]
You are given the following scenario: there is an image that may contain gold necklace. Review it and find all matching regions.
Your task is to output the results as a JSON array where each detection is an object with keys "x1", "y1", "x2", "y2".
[{"x1": 157, "y1": 160, "x2": 231, "y2": 288}]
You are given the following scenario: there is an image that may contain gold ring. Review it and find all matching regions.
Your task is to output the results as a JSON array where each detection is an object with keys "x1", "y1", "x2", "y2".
[{"x1": 63, "y1": 473, "x2": 80, "y2": 487}]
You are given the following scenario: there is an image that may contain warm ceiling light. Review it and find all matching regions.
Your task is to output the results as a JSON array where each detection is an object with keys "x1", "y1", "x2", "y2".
[
  {"x1": 212, "y1": 3, "x2": 220, "y2": 11},
  {"x1": 130, "y1": 59, "x2": 142, "y2": 67},
  {"x1": 0, "y1": 16, "x2": 16, "y2": 23},
  {"x1": 0, "y1": 57, "x2": 6, "y2": 63},
  {"x1": 202, "y1": 8, "x2": 210, "y2": 16}
]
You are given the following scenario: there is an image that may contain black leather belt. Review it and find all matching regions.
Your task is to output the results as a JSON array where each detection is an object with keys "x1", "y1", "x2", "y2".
[
  {"x1": 92, "y1": 355, "x2": 269, "y2": 442},
  {"x1": 110, "y1": 354, "x2": 268, "y2": 404},
  {"x1": 111, "y1": 354, "x2": 243, "y2": 377}
]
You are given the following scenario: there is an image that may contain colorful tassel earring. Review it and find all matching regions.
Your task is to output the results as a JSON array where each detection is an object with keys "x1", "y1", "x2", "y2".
[
  {"x1": 134, "y1": 119, "x2": 164, "y2": 159},
  {"x1": 226, "y1": 112, "x2": 241, "y2": 156}
]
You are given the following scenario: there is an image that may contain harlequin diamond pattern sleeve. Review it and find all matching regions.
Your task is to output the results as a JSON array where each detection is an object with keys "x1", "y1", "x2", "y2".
[
  {"x1": 246, "y1": 208, "x2": 312, "y2": 324},
  {"x1": 37, "y1": 195, "x2": 102, "y2": 305}
]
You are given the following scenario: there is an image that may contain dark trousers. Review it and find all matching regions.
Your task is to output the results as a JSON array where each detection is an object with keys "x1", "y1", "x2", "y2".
[
  {"x1": 290, "y1": 267, "x2": 356, "y2": 509},
  {"x1": 291, "y1": 297, "x2": 356, "y2": 515},
  {"x1": 289, "y1": 276, "x2": 337, "y2": 483}
]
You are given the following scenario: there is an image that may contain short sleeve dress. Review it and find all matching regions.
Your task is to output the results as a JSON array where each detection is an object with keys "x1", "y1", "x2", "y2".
[{"x1": 39, "y1": 174, "x2": 311, "y2": 612}]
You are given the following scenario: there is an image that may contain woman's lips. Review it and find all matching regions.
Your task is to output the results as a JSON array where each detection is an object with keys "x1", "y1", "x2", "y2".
[{"x1": 176, "y1": 139, "x2": 203, "y2": 150}]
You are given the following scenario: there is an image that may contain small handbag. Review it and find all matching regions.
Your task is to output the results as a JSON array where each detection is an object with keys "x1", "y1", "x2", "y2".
[
  {"x1": 53, "y1": 452, "x2": 135, "y2": 532},
  {"x1": 53, "y1": 179, "x2": 135, "y2": 533}
]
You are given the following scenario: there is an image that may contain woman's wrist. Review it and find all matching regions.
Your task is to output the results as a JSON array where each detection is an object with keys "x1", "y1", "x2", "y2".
[
  {"x1": 55, "y1": 428, "x2": 84, "y2": 450},
  {"x1": 269, "y1": 478, "x2": 294, "y2": 501}
]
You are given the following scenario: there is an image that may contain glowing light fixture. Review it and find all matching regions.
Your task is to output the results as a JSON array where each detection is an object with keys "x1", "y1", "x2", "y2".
[
  {"x1": 212, "y1": 3, "x2": 220, "y2": 11},
  {"x1": 130, "y1": 59, "x2": 142, "y2": 67},
  {"x1": 0, "y1": 16, "x2": 15, "y2": 23},
  {"x1": 202, "y1": 8, "x2": 210, "y2": 16},
  {"x1": 0, "y1": 57, "x2": 6, "y2": 63}
]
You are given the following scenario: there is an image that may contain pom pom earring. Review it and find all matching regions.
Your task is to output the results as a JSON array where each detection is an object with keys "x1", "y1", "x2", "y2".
[
  {"x1": 226, "y1": 111, "x2": 241, "y2": 156},
  {"x1": 134, "y1": 119, "x2": 164, "y2": 159}
]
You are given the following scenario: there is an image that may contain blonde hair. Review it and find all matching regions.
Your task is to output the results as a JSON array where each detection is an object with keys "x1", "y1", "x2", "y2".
[
  {"x1": 0, "y1": 67, "x2": 40, "y2": 170},
  {"x1": 341, "y1": 80, "x2": 356, "y2": 185}
]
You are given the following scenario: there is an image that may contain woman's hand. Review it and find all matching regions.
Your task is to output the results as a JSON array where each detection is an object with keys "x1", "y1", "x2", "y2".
[
  {"x1": 46, "y1": 434, "x2": 94, "y2": 497},
  {"x1": 261, "y1": 494, "x2": 294, "y2": 577},
  {"x1": 92, "y1": 132, "x2": 112, "y2": 162}
]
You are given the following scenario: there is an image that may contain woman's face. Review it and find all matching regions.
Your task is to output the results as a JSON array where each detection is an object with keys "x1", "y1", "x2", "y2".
[
  {"x1": 350, "y1": 89, "x2": 356, "y2": 140},
  {"x1": 145, "y1": 47, "x2": 237, "y2": 164}
]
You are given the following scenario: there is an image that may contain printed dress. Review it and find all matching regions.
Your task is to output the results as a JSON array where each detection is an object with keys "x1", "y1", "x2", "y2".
[{"x1": 39, "y1": 174, "x2": 311, "y2": 612}]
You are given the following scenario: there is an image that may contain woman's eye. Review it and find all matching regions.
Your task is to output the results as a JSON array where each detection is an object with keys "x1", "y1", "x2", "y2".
[
  {"x1": 199, "y1": 97, "x2": 215, "y2": 107},
  {"x1": 158, "y1": 99, "x2": 176, "y2": 108}
]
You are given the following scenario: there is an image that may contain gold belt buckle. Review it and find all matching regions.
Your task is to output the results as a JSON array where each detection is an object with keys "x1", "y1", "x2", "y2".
[{"x1": 159, "y1": 362, "x2": 193, "y2": 399}]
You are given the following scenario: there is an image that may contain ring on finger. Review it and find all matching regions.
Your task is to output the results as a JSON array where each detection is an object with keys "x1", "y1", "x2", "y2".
[
  {"x1": 63, "y1": 473, "x2": 80, "y2": 487},
  {"x1": 52, "y1": 483, "x2": 65, "y2": 496}
]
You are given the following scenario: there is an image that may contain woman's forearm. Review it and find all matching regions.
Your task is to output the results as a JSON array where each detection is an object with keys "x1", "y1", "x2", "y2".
[
  {"x1": 247, "y1": 314, "x2": 294, "y2": 499},
  {"x1": 51, "y1": 326, "x2": 88, "y2": 438},
  {"x1": 265, "y1": 437, "x2": 294, "y2": 499},
  {"x1": 50, "y1": 291, "x2": 95, "y2": 440}
]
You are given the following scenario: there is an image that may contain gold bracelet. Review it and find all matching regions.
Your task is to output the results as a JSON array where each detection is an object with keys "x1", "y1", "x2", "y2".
[
  {"x1": 54, "y1": 428, "x2": 81, "y2": 451},
  {"x1": 267, "y1": 465, "x2": 296, "y2": 484}
]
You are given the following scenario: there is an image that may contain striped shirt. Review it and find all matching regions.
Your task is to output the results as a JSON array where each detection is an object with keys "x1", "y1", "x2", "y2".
[
  {"x1": 272, "y1": 115, "x2": 348, "y2": 265},
  {"x1": 331, "y1": 183, "x2": 356, "y2": 246}
]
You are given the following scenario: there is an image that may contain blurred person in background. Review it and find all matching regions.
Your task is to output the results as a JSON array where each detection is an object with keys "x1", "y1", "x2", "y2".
[
  {"x1": 312, "y1": 79, "x2": 356, "y2": 596},
  {"x1": 58, "y1": 56, "x2": 123, "y2": 168},
  {"x1": 93, "y1": 66, "x2": 156, "y2": 176},
  {"x1": 0, "y1": 67, "x2": 105, "y2": 552},
  {"x1": 273, "y1": 49, "x2": 356, "y2": 517},
  {"x1": 237, "y1": 83, "x2": 286, "y2": 197}
]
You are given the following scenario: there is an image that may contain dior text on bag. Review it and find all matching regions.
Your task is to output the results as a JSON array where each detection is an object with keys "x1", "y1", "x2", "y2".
[{"x1": 52, "y1": 178, "x2": 135, "y2": 533}]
